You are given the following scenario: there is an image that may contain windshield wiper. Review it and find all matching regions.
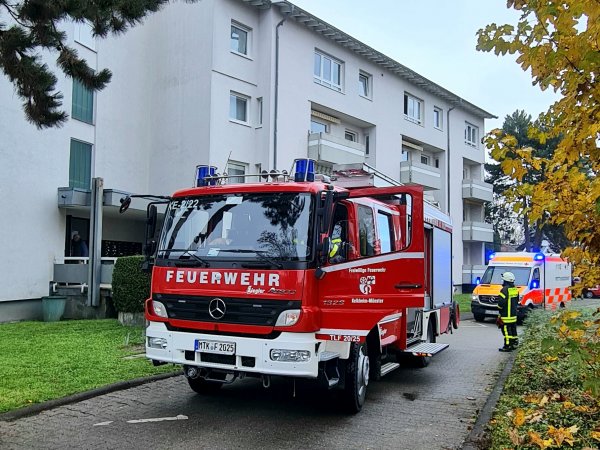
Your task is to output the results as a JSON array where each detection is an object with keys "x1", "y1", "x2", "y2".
[
  {"x1": 218, "y1": 249, "x2": 284, "y2": 269},
  {"x1": 159, "y1": 248, "x2": 210, "y2": 267}
]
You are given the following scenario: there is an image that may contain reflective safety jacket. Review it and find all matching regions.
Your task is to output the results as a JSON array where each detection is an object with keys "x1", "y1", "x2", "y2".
[{"x1": 498, "y1": 284, "x2": 519, "y2": 323}]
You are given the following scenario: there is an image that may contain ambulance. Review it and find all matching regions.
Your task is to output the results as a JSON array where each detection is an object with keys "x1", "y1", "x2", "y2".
[{"x1": 471, "y1": 252, "x2": 572, "y2": 323}]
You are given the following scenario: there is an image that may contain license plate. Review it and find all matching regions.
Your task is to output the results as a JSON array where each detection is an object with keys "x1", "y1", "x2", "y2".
[
  {"x1": 487, "y1": 309, "x2": 499, "y2": 315},
  {"x1": 195, "y1": 340, "x2": 236, "y2": 355}
]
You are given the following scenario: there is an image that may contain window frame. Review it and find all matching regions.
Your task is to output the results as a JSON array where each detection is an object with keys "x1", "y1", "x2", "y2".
[
  {"x1": 420, "y1": 154, "x2": 430, "y2": 166},
  {"x1": 256, "y1": 97, "x2": 263, "y2": 127},
  {"x1": 376, "y1": 210, "x2": 395, "y2": 254},
  {"x1": 433, "y1": 106, "x2": 443, "y2": 130},
  {"x1": 229, "y1": 91, "x2": 250, "y2": 125},
  {"x1": 358, "y1": 71, "x2": 372, "y2": 99},
  {"x1": 230, "y1": 21, "x2": 251, "y2": 57},
  {"x1": 227, "y1": 161, "x2": 248, "y2": 184},
  {"x1": 310, "y1": 119, "x2": 329, "y2": 134},
  {"x1": 345, "y1": 129, "x2": 358, "y2": 142},
  {"x1": 71, "y1": 78, "x2": 94, "y2": 124},
  {"x1": 314, "y1": 50, "x2": 343, "y2": 92},
  {"x1": 465, "y1": 122, "x2": 479, "y2": 147},
  {"x1": 69, "y1": 139, "x2": 93, "y2": 190},
  {"x1": 357, "y1": 205, "x2": 376, "y2": 258},
  {"x1": 403, "y1": 92, "x2": 424, "y2": 125}
]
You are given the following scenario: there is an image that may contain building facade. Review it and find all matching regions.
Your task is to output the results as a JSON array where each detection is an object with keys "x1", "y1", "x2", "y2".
[{"x1": 0, "y1": 0, "x2": 494, "y2": 320}]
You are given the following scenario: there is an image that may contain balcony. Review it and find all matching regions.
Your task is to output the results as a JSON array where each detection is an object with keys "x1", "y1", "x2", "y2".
[
  {"x1": 399, "y1": 160, "x2": 441, "y2": 191},
  {"x1": 462, "y1": 221, "x2": 494, "y2": 243},
  {"x1": 308, "y1": 132, "x2": 366, "y2": 165},
  {"x1": 462, "y1": 264, "x2": 487, "y2": 285},
  {"x1": 52, "y1": 257, "x2": 117, "y2": 290},
  {"x1": 462, "y1": 179, "x2": 493, "y2": 203}
]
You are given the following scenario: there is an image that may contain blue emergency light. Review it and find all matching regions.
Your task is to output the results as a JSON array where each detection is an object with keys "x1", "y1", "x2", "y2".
[
  {"x1": 293, "y1": 158, "x2": 315, "y2": 182},
  {"x1": 489, "y1": 253, "x2": 496, "y2": 260},
  {"x1": 195, "y1": 165, "x2": 217, "y2": 187},
  {"x1": 534, "y1": 253, "x2": 545, "y2": 261},
  {"x1": 530, "y1": 280, "x2": 539, "y2": 288}
]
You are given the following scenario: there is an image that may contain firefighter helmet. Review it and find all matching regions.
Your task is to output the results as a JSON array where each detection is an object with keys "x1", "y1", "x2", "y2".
[{"x1": 501, "y1": 272, "x2": 516, "y2": 283}]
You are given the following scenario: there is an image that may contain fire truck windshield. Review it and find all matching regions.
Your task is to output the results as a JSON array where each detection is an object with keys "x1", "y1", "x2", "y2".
[
  {"x1": 481, "y1": 266, "x2": 531, "y2": 286},
  {"x1": 157, "y1": 192, "x2": 313, "y2": 264}
]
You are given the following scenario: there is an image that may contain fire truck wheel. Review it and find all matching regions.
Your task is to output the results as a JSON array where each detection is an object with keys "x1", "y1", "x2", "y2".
[
  {"x1": 342, "y1": 342, "x2": 369, "y2": 413},
  {"x1": 187, "y1": 377, "x2": 223, "y2": 395}
]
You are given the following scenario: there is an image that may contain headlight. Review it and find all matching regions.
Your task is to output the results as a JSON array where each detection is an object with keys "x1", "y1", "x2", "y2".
[
  {"x1": 270, "y1": 349, "x2": 310, "y2": 362},
  {"x1": 148, "y1": 337, "x2": 168, "y2": 349},
  {"x1": 472, "y1": 295, "x2": 478, "y2": 301},
  {"x1": 152, "y1": 300, "x2": 168, "y2": 318},
  {"x1": 275, "y1": 309, "x2": 301, "y2": 326}
]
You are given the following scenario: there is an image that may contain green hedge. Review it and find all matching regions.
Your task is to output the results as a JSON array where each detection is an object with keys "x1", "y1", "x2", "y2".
[{"x1": 112, "y1": 256, "x2": 150, "y2": 313}]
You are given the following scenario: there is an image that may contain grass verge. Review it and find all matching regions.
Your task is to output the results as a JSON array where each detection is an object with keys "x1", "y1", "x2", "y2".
[
  {"x1": 0, "y1": 319, "x2": 178, "y2": 413},
  {"x1": 487, "y1": 308, "x2": 600, "y2": 449},
  {"x1": 454, "y1": 293, "x2": 472, "y2": 313}
]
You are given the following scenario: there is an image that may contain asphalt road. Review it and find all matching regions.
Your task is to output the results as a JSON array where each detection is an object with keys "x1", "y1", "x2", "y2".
[{"x1": 0, "y1": 316, "x2": 515, "y2": 450}]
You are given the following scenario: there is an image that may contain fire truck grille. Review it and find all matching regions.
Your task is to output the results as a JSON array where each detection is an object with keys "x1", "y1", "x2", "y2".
[
  {"x1": 479, "y1": 295, "x2": 499, "y2": 305},
  {"x1": 156, "y1": 294, "x2": 301, "y2": 327}
]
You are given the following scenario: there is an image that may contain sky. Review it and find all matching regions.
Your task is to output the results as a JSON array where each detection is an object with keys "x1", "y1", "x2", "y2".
[{"x1": 289, "y1": 0, "x2": 559, "y2": 131}]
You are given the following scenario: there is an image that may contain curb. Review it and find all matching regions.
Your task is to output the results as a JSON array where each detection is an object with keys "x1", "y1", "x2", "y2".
[
  {"x1": 0, "y1": 370, "x2": 183, "y2": 422},
  {"x1": 460, "y1": 350, "x2": 517, "y2": 449}
]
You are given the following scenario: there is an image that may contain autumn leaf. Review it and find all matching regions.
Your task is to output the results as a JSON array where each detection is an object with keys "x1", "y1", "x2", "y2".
[
  {"x1": 513, "y1": 408, "x2": 526, "y2": 427},
  {"x1": 590, "y1": 431, "x2": 600, "y2": 442},
  {"x1": 547, "y1": 425, "x2": 578, "y2": 447},
  {"x1": 508, "y1": 427, "x2": 522, "y2": 446},
  {"x1": 528, "y1": 431, "x2": 554, "y2": 449}
]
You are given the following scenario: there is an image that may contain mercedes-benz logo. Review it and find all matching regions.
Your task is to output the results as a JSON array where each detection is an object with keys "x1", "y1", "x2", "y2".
[{"x1": 208, "y1": 298, "x2": 226, "y2": 320}]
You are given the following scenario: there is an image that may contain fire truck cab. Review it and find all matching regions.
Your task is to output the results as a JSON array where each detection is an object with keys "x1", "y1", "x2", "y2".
[
  {"x1": 125, "y1": 160, "x2": 459, "y2": 413},
  {"x1": 471, "y1": 252, "x2": 572, "y2": 323}
]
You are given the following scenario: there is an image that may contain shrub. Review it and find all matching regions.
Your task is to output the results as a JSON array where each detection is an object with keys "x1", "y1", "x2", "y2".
[{"x1": 112, "y1": 256, "x2": 150, "y2": 313}]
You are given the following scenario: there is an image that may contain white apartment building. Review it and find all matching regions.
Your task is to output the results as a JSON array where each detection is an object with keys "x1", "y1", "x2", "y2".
[{"x1": 0, "y1": 0, "x2": 494, "y2": 321}]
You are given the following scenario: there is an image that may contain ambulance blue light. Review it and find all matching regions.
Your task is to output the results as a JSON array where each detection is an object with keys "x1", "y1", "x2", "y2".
[
  {"x1": 475, "y1": 277, "x2": 481, "y2": 285},
  {"x1": 534, "y1": 253, "x2": 545, "y2": 261},
  {"x1": 195, "y1": 165, "x2": 217, "y2": 187},
  {"x1": 530, "y1": 280, "x2": 539, "y2": 289},
  {"x1": 293, "y1": 158, "x2": 315, "y2": 182},
  {"x1": 489, "y1": 253, "x2": 495, "y2": 260}
]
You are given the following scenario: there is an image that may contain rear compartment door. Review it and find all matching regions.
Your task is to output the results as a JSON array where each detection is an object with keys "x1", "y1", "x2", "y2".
[{"x1": 316, "y1": 186, "x2": 425, "y2": 342}]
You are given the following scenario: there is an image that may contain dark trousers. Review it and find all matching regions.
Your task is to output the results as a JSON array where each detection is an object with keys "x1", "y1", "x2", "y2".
[{"x1": 501, "y1": 322, "x2": 518, "y2": 347}]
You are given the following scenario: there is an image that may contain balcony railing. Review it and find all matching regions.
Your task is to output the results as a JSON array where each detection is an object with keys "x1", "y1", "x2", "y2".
[
  {"x1": 399, "y1": 160, "x2": 441, "y2": 191},
  {"x1": 462, "y1": 264, "x2": 487, "y2": 284},
  {"x1": 462, "y1": 221, "x2": 494, "y2": 243},
  {"x1": 462, "y1": 179, "x2": 493, "y2": 203},
  {"x1": 308, "y1": 132, "x2": 366, "y2": 165},
  {"x1": 52, "y1": 257, "x2": 117, "y2": 290}
]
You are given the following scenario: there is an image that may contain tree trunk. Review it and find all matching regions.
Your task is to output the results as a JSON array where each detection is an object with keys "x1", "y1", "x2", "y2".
[
  {"x1": 523, "y1": 214, "x2": 531, "y2": 252},
  {"x1": 533, "y1": 219, "x2": 544, "y2": 251}
]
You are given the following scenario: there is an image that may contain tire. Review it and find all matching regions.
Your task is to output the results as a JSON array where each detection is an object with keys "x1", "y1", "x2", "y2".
[
  {"x1": 414, "y1": 320, "x2": 436, "y2": 368},
  {"x1": 473, "y1": 312, "x2": 486, "y2": 322},
  {"x1": 584, "y1": 290, "x2": 594, "y2": 299},
  {"x1": 342, "y1": 342, "x2": 370, "y2": 413},
  {"x1": 451, "y1": 303, "x2": 460, "y2": 329},
  {"x1": 187, "y1": 377, "x2": 223, "y2": 395}
]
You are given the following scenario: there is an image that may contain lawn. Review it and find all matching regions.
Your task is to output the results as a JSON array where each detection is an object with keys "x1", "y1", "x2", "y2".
[
  {"x1": 0, "y1": 320, "x2": 178, "y2": 413},
  {"x1": 454, "y1": 293, "x2": 472, "y2": 313}
]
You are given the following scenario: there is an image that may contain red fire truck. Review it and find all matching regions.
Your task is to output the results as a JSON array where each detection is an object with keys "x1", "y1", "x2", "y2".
[{"x1": 121, "y1": 160, "x2": 459, "y2": 412}]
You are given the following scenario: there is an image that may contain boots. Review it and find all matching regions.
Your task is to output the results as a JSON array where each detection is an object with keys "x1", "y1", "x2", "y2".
[{"x1": 498, "y1": 345, "x2": 513, "y2": 352}]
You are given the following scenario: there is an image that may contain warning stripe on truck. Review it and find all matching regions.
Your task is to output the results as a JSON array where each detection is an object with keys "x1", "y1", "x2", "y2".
[{"x1": 545, "y1": 287, "x2": 572, "y2": 310}]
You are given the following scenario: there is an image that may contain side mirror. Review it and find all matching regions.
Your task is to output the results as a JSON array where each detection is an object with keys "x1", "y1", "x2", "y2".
[
  {"x1": 146, "y1": 205, "x2": 157, "y2": 241},
  {"x1": 144, "y1": 240, "x2": 157, "y2": 260}
]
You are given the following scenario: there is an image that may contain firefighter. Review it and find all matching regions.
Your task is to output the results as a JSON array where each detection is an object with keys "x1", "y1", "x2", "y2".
[
  {"x1": 497, "y1": 271, "x2": 519, "y2": 352},
  {"x1": 329, "y1": 222, "x2": 345, "y2": 263}
]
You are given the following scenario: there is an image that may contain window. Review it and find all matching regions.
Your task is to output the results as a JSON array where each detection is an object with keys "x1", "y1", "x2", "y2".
[
  {"x1": 400, "y1": 148, "x2": 409, "y2": 162},
  {"x1": 74, "y1": 21, "x2": 95, "y2": 51},
  {"x1": 231, "y1": 22, "x2": 250, "y2": 56},
  {"x1": 421, "y1": 154, "x2": 430, "y2": 165},
  {"x1": 435, "y1": 158, "x2": 440, "y2": 168},
  {"x1": 465, "y1": 122, "x2": 479, "y2": 147},
  {"x1": 359, "y1": 71, "x2": 371, "y2": 98},
  {"x1": 227, "y1": 161, "x2": 247, "y2": 183},
  {"x1": 358, "y1": 205, "x2": 376, "y2": 257},
  {"x1": 229, "y1": 92, "x2": 249, "y2": 124},
  {"x1": 404, "y1": 93, "x2": 423, "y2": 124},
  {"x1": 72, "y1": 79, "x2": 94, "y2": 124},
  {"x1": 365, "y1": 135, "x2": 370, "y2": 155},
  {"x1": 433, "y1": 106, "x2": 443, "y2": 130},
  {"x1": 376, "y1": 212, "x2": 394, "y2": 254},
  {"x1": 257, "y1": 97, "x2": 263, "y2": 126},
  {"x1": 345, "y1": 130, "x2": 358, "y2": 142},
  {"x1": 314, "y1": 50, "x2": 343, "y2": 91},
  {"x1": 310, "y1": 119, "x2": 328, "y2": 134},
  {"x1": 69, "y1": 139, "x2": 92, "y2": 189}
]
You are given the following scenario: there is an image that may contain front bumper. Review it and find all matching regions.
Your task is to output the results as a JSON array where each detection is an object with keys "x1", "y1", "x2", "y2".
[
  {"x1": 146, "y1": 321, "x2": 324, "y2": 378},
  {"x1": 471, "y1": 301, "x2": 499, "y2": 317}
]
